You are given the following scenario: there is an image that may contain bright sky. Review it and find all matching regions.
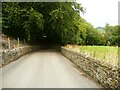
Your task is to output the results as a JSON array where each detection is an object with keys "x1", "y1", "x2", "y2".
[{"x1": 76, "y1": 0, "x2": 119, "y2": 28}]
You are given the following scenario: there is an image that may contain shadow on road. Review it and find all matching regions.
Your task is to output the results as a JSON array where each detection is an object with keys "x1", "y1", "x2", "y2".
[{"x1": 38, "y1": 44, "x2": 61, "y2": 51}]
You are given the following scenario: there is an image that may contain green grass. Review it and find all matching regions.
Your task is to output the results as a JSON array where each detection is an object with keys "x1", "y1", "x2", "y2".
[{"x1": 79, "y1": 46, "x2": 118, "y2": 65}]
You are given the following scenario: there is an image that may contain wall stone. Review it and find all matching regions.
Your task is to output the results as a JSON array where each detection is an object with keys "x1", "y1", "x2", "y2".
[
  {"x1": 61, "y1": 47, "x2": 119, "y2": 88},
  {"x1": 1, "y1": 46, "x2": 40, "y2": 67}
]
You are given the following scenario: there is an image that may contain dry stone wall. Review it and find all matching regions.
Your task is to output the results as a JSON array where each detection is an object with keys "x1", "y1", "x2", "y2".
[
  {"x1": 1, "y1": 46, "x2": 40, "y2": 67},
  {"x1": 61, "y1": 47, "x2": 119, "y2": 88}
]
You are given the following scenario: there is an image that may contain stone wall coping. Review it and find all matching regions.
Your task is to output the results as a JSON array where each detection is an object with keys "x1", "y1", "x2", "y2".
[
  {"x1": 61, "y1": 47, "x2": 118, "y2": 71},
  {"x1": 2, "y1": 46, "x2": 33, "y2": 52},
  {"x1": 1, "y1": 45, "x2": 40, "y2": 67}
]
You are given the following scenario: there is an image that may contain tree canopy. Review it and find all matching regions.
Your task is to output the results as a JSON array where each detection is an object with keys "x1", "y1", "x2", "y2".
[{"x1": 2, "y1": 2, "x2": 119, "y2": 46}]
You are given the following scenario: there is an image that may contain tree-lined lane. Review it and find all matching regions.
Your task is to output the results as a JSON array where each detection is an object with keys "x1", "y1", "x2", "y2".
[{"x1": 2, "y1": 50, "x2": 102, "y2": 88}]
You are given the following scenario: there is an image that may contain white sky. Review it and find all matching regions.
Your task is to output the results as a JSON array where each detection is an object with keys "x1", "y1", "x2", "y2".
[{"x1": 76, "y1": 0, "x2": 119, "y2": 27}]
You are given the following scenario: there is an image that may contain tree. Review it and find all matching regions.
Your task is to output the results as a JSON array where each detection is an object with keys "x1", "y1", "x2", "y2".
[
  {"x1": 3, "y1": 2, "x2": 110, "y2": 46},
  {"x1": 2, "y1": 2, "x2": 44, "y2": 44},
  {"x1": 104, "y1": 24, "x2": 119, "y2": 46}
]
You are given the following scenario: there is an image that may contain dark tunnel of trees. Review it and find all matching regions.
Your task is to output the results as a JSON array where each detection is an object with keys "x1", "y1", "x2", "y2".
[{"x1": 2, "y1": 2, "x2": 120, "y2": 46}]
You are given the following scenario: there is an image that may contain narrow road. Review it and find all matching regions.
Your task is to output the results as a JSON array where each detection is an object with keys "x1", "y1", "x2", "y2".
[{"x1": 1, "y1": 49, "x2": 102, "y2": 88}]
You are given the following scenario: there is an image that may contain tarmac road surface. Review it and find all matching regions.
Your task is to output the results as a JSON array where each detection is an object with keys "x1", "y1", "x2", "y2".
[{"x1": 1, "y1": 49, "x2": 102, "y2": 88}]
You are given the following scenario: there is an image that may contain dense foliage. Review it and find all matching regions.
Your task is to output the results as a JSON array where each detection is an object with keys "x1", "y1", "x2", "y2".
[
  {"x1": 104, "y1": 24, "x2": 120, "y2": 46},
  {"x1": 2, "y1": 2, "x2": 119, "y2": 46}
]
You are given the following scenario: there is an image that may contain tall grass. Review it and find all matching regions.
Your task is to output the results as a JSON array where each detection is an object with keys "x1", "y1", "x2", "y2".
[{"x1": 79, "y1": 46, "x2": 118, "y2": 65}]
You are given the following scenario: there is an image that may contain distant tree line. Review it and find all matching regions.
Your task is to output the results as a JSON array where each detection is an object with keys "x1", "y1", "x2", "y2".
[{"x1": 2, "y1": 2, "x2": 120, "y2": 46}]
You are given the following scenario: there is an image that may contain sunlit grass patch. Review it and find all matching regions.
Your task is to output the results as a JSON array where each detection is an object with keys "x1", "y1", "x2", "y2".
[
  {"x1": 79, "y1": 46, "x2": 118, "y2": 65},
  {"x1": 64, "y1": 45, "x2": 118, "y2": 65}
]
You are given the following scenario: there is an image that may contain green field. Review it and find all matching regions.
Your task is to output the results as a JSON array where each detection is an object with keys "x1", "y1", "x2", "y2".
[{"x1": 79, "y1": 46, "x2": 118, "y2": 65}]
